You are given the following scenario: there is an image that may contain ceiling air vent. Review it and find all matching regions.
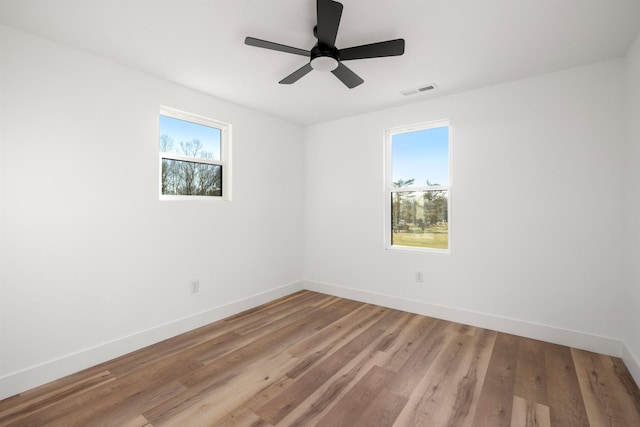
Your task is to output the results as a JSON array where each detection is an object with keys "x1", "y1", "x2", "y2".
[{"x1": 401, "y1": 84, "x2": 437, "y2": 96}]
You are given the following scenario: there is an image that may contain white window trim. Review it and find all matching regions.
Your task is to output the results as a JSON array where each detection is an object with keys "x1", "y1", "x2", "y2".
[
  {"x1": 159, "y1": 106, "x2": 232, "y2": 201},
  {"x1": 383, "y1": 119, "x2": 451, "y2": 254}
]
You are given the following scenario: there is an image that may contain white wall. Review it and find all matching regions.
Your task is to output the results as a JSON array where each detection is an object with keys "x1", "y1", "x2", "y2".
[
  {"x1": 2, "y1": 21, "x2": 638, "y2": 400},
  {"x1": 304, "y1": 59, "x2": 628, "y2": 355},
  {"x1": 0, "y1": 25, "x2": 304, "y2": 398},
  {"x1": 624, "y1": 33, "x2": 640, "y2": 382}
]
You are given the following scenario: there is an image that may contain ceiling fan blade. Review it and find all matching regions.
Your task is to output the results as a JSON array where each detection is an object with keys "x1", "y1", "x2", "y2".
[
  {"x1": 245, "y1": 37, "x2": 310, "y2": 57},
  {"x1": 339, "y1": 39, "x2": 405, "y2": 61},
  {"x1": 331, "y1": 62, "x2": 364, "y2": 88},
  {"x1": 279, "y1": 63, "x2": 314, "y2": 84},
  {"x1": 316, "y1": 0, "x2": 343, "y2": 47}
]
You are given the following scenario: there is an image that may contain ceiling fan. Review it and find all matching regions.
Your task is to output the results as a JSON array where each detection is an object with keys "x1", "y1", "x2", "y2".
[{"x1": 244, "y1": 0, "x2": 405, "y2": 89}]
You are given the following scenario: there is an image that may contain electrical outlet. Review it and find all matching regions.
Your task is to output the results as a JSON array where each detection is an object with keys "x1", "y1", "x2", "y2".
[
  {"x1": 415, "y1": 271, "x2": 424, "y2": 283},
  {"x1": 191, "y1": 280, "x2": 200, "y2": 293}
]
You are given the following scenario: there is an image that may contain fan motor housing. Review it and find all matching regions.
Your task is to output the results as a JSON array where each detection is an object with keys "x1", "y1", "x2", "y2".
[{"x1": 310, "y1": 45, "x2": 339, "y2": 71}]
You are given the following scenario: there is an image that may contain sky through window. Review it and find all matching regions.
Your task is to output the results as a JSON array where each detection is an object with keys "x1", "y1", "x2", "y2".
[
  {"x1": 159, "y1": 114, "x2": 221, "y2": 160},
  {"x1": 391, "y1": 126, "x2": 449, "y2": 187}
]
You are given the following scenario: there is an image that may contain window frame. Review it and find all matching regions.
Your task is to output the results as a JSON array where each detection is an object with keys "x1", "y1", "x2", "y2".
[
  {"x1": 158, "y1": 106, "x2": 232, "y2": 201},
  {"x1": 384, "y1": 119, "x2": 451, "y2": 254}
]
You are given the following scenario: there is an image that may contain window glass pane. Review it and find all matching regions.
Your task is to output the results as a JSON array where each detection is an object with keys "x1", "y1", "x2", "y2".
[
  {"x1": 159, "y1": 115, "x2": 221, "y2": 161},
  {"x1": 161, "y1": 158, "x2": 222, "y2": 196},
  {"x1": 391, "y1": 190, "x2": 448, "y2": 249},
  {"x1": 391, "y1": 126, "x2": 449, "y2": 187}
]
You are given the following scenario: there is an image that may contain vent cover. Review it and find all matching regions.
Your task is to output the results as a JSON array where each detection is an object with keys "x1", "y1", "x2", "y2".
[{"x1": 401, "y1": 84, "x2": 437, "y2": 96}]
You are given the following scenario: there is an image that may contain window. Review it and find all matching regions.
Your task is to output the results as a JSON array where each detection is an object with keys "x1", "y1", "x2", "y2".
[
  {"x1": 385, "y1": 120, "x2": 450, "y2": 252},
  {"x1": 159, "y1": 107, "x2": 231, "y2": 200}
]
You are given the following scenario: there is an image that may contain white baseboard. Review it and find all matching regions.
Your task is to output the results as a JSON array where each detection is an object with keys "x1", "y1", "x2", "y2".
[
  {"x1": 623, "y1": 342, "x2": 640, "y2": 388},
  {"x1": 0, "y1": 281, "x2": 304, "y2": 401},
  {"x1": 303, "y1": 280, "x2": 624, "y2": 358}
]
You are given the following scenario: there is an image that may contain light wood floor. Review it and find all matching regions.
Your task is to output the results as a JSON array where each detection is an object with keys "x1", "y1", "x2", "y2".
[{"x1": 1, "y1": 291, "x2": 640, "y2": 426}]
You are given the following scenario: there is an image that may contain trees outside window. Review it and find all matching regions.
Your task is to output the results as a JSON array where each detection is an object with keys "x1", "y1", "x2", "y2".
[
  {"x1": 159, "y1": 108, "x2": 231, "y2": 200},
  {"x1": 385, "y1": 121, "x2": 450, "y2": 252}
]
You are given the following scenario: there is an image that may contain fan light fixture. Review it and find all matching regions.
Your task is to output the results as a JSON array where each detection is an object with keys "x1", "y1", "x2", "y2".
[{"x1": 310, "y1": 56, "x2": 339, "y2": 71}]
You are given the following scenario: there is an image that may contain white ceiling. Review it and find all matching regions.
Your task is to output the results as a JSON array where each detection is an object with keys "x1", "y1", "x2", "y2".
[{"x1": 1, "y1": 0, "x2": 639, "y2": 125}]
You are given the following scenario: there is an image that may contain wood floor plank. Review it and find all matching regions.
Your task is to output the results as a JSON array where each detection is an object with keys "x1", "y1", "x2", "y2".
[
  {"x1": 542, "y1": 342, "x2": 590, "y2": 426},
  {"x1": 315, "y1": 365, "x2": 393, "y2": 427},
  {"x1": 380, "y1": 314, "x2": 438, "y2": 372},
  {"x1": 244, "y1": 376, "x2": 295, "y2": 413},
  {"x1": 352, "y1": 386, "x2": 408, "y2": 427},
  {"x1": 384, "y1": 319, "x2": 450, "y2": 397},
  {"x1": 263, "y1": 310, "x2": 406, "y2": 426},
  {"x1": 286, "y1": 303, "x2": 382, "y2": 356},
  {"x1": 120, "y1": 414, "x2": 153, "y2": 427},
  {"x1": 177, "y1": 299, "x2": 355, "y2": 391},
  {"x1": 147, "y1": 352, "x2": 297, "y2": 427},
  {"x1": 213, "y1": 407, "x2": 272, "y2": 427},
  {"x1": 2, "y1": 353, "x2": 201, "y2": 427},
  {"x1": 471, "y1": 332, "x2": 520, "y2": 427},
  {"x1": 394, "y1": 327, "x2": 497, "y2": 427},
  {"x1": 145, "y1": 338, "x2": 309, "y2": 422},
  {"x1": 373, "y1": 311, "x2": 414, "y2": 353},
  {"x1": 572, "y1": 348, "x2": 640, "y2": 426},
  {"x1": 226, "y1": 296, "x2": 336, "y2": 345},
  {"x1": 285, "y1": 304, "x2": 388, "y2": 377},
  {"x1": 222, "y1": 291, "x2": 318, "y2": 324},
  {"x1": 31, "y1": 373, "x2": 188, "y2": 427},
  {"x1": 255, "y1": 310, "x2": 394, "y2": 424},
  {"x1": 1, "y1": 291, "x2": 639, "y2": 427},
  {"x1": 444, "y1": 328, "x2": 497, "y2": 427},
  {"x1": 392, "y1": 330, "x2": 470, "y2": 426},
  {"x1": 611, "y1": 356, "x2": 640, "y2": 416},
  {"x1": 275, "y1": 339, "x2": 393, "y2": 426},
  {"x1": 74, "y1": 380, "x2": 187, "y2": 427},
  {"x1": 0, "y1": 370, "x2": 114, "y2": 427},
  {"x1": 510, "y1": 396, "x2": 550, "y2": 427},
  {"x1": 514, "y1": 338, "x2": 548, "y2": 406},
  {"x1": 228, "y1": 292, "x2": 330, "y2": 336}
]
